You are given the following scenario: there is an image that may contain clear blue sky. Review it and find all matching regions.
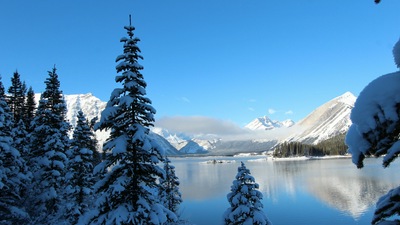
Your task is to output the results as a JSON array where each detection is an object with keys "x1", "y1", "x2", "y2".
[{"x1": 1, "y1": 0, "x2": 400, "y2": 127}]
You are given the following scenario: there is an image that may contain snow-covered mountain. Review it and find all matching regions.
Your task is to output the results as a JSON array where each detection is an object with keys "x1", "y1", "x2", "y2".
[
  {"x1": 245, "y1": 116, "x2": 294, "y2": 130},
  {"x1": 285, "y1": 92, "x2": 356, "y2": 144},
  {"x1": 53, "y1": 91, "x2": 356, "y2": 155},
  {"x1": 35, "y1": 93, "x2": 110, "y2": 147},
  {"x1": 151, "y1": 126, "x2": 277, "y2": 155},
  {"x1": 36, "y1": 93, "x2": 181, "y2": 155},
  {"x1": 151, "y1": 127, "x2": 218, "y2": 154}
]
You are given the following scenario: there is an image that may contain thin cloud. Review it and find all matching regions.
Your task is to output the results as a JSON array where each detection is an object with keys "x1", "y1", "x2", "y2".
[
  {"x1": 155, "y1": 116, "x2": 244, "y2": 136},
  {"x1": 285, "y1": 110, "x2": 293, "y2": 115},
  {"x1": 268, "y1": 108, "x2": 276, "y2": 114},
  {"x1": 179, "y1": 97, "x2": 190, "y2": 103},
  {"x1": 248, "y1": 107, "x2": 255, "y2": 112},
  {"x1": 154, "y1": 115, "x2": 297, "y2": 141},
  {"x1": 248, "y1": 98, "x2": 257, "y2": 103}
]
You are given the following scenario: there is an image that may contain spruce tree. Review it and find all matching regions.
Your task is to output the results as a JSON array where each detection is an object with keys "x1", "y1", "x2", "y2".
[
  {"x1": 346, "y1": 38, "x2": 400, "y2": 225},
  {"x1": 11, "y1": 119, "x2": 32, "y2": 207},
  {"x1": 65, "y1": 110, "x2": 96, "y2": 224},
  {"x1": 88, "y1": 116, "x2": 102, "y2": 166},
  {"x1": 83, "y1": 18, "x2": 177, "y2": 225},
  {"x1": 0, "y1": 77, "x2": 29, "y2": 224},
  {"x1": 159, "y1": 157, "x2": 182, "y2": 215},
  {"x1": 7, "y1": 71, "x2": 26, "y2": 124},
  {"x1": 24, "y1": 86, "x2": 36, "y2": 130},
  {"x1": 28, "y1": 66, "x2": 70, "y2": 224},
  {"x1": 224, "y1": 162, "x2": 272, "y2": 225}
]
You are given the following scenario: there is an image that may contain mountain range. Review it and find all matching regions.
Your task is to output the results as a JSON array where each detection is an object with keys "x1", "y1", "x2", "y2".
[
  {"x1": 56, "y1": 92, "x2": 356, "y2": 156},
  {"x1": 245, "y1": 116, "x2": 295, "y2": 130}
]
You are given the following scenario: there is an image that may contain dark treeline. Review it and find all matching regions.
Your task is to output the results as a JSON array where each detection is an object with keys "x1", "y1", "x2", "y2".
[{"x1": 273, "y1": 134, "x2": 348, "y2": 158}]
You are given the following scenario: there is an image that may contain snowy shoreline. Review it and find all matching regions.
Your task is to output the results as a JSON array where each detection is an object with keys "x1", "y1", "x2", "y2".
[
  {"x1": 172, "y1": 154, "x2": 353, "y2": 164},
  {"x1": 247, "y1": 155, "x2": 352, "y2": 162}
]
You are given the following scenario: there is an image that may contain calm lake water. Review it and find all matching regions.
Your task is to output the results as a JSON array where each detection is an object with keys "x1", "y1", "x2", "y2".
[{"x1": 171, "y1": 156, "x2": 400, "y2": 225}]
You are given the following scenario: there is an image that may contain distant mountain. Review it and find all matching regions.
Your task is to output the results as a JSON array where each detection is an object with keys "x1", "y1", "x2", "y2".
[
  {"x1": 36, "y1": 93, "x2": 181, "y2": 155},
  {"x1": 148, "y1": 132, "x2": 182, "y2": 156},
  {"x1": 285, "y1": 92, "x2": 356, "y2": 144},
  {"x1": 36, "y1": 93, "x2": 110, "y2": 146},
  {"x1": 54, "y1": 91, "x2": 356, "y2": 156},
  {"x1": 151, "y1": 127, "x2": 218, "y2": 154},
  {"x1": 245, "y1": 116, "x2": 294, "y2": 130},
  {"x1": 151, "y1": 126, "x2": 277, "y2": 155}
]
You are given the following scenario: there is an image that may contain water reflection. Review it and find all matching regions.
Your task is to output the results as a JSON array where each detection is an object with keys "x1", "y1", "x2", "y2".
[
  {"x1": 172, "y1": 157, "x2": 400, "y2": 223},
  {"x1": 304, "y1": 159, "x2": 398, "y2": 219}
]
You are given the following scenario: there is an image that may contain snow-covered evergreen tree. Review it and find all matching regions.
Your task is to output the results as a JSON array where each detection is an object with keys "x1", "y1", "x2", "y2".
[
  {"x1": 11, "y1": 118, "x2": 32, "y2": 207},
  {"x1": 224, "y1": 162, "x2": 272, "y2": 225},
  {"x1": 88, "y1": 116, "x2": 102, "y2": 167},
  {"x1": 28, "y1": 66, "x2": 71, "y2": 224},
  {"x1": 159, "y1": 157, "x2": 182, "y2": 215},
  {"x1": 7, "y1": 71, "x2": 26, "y2": 124},
  {"x1": 0, "y1": 77, "x2": 29, "y2": 224},
  {"x1": 81, "y1": 18, "x2": 177, "y2": 225},
  {"x1": 24, "y1": 86, "x2": 36, "y2": 131},
  {"x1": 346, "y1": 38, "x2": 400, "y2": 225},
  {"x1": 65, "y1": 110, "x2": 96, "y2": 224}
]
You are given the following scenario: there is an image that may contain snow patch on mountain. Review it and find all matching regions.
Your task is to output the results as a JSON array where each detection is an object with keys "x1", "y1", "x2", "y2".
[
  {"x1": 37, "y1": 91, "x2": 357, "y2": 155},
  {"x1": 286, "y1": 92, "x2": 356, "y2": 144},
  {"x1": 245, "y1": 116, "x2": 294, "y2": 131},
  {"x1": 151, "y1": 127, "x2": 219, "y2": 154},
  {"x1": 33, "y1": 93, "x2": 180, "y2": 155}
]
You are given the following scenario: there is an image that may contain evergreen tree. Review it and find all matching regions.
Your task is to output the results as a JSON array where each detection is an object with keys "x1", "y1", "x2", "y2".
[
  {"x1": 82, "y1": 18, "x2": 177, "y2": 225},
  {"x1": 224, "y1": 162, "x2": 272, "y2": 225},
  {"x1": 159, "y1": 157, "x2": 182, "y2": 215},
  {"x1": 346, "y1": 38, "x2": 400, "y2": 224},
  {"x1": 0, "y1": 77, "x2": 29, "y2": 224},
  {"x1": 88, "y1": 116, "x2": 102, "y2": 166},
  {"x1": 11, "y1": 119, "x2": 32, "y2": 209},
  {"x1": 28, "y1": 66, "x2": 70, "y2": 224},
  {"x1": 65, "y1": 110, "x2": 96, "y2": 224},
  {"x1": 24, "y1": 86, "x2": 36, "y2": 130},
  {"x1": 7, "y1": 71, "x2": 26, "y2": 124}
]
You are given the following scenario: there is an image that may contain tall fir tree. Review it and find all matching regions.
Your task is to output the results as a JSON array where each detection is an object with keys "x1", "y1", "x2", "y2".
[
  {"x1": 0, "y1": 77, "x2": 29, "y2": 224},
  {"x1": 28, "y1": 66, "x2": 71, "y2": 224},
  {"x1": 88, "y1": 116, "x2": 101, "y2": 167},
  {"x1": 346, "y1": 38, "x2": 400, "y2": 225},
  {"x1": 82, "y1": 18, "x2": 177, "y2": 225},
  {"x1": 11, "y1": 119, "x2": 32, "y2": 210},
  {"x1": 7, "y1": 71, "x2": 26, "y2": 124},
  {"x1": 24, "y1": 86, "x2": 36, "y2": 130},
  {"x1": 65, "y1": 110, "x2": 97, "y2": 225},
  {"x1": 159, "y1": 157, "x2": 182, "y2": 215},
  {"x1": 224, "y1": 162, "x2": 272, "y2": 225}
]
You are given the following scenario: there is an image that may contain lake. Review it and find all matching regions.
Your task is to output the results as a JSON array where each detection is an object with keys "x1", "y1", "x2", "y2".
[{"x1": 170, "y1": 156, "x2": 400, "y2": 225}]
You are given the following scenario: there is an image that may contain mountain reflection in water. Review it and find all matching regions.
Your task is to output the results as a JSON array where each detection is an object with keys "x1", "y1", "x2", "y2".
[{"x1": 172, "y1": 157, "x2": 400, "y2": 224}]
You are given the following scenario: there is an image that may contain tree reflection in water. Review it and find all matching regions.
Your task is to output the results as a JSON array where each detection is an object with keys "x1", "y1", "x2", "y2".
[{"x1": 172, "y1": 157, "x2": 400, "y2": 224}]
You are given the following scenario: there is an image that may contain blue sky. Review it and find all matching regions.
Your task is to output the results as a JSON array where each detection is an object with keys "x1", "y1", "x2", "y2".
[{"x1": 1, "y1": 1, "x2": 400, "y2": 128}]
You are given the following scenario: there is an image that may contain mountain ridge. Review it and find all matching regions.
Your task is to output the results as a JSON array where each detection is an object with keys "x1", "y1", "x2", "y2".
[
  {"x1": 52, "y1": 91, "x2": 356, "y2": 156},
  {"x1": 245, "y1": 116, "x2": 294, "y2": 131},
  {"x1": 285, "y1": 91, "x2": 355, "y2": 144}
]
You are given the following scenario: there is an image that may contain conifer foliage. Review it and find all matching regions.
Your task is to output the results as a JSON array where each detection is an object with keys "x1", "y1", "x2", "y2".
[
  {"x1": 28, "y1": 66, "x2": 71, "y2": 224},
  {"x1": 24, "y1": 87, "x2": 36, "y2": 130},
  {"x1": 346, "y1": 38, "x2": 400, "y2": 225},
  {"x1": 0, "y1": 77, "x2": 29, "y2": 224},
  {"x1": 7, "y1": 71, "x2": 26, "y2": 124},
  {"x1": 84, "y1": 18, "x2": 177, "y2": 224},
  {"x1": 224, "y1": 162, "x2": 272, "y2": 225},
  {"x1": 65, "y1": 110, "x2": 97, "y2": 224},
  {"x1": 159, "y1": 157, "x2": 182, "y2": 215}
]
